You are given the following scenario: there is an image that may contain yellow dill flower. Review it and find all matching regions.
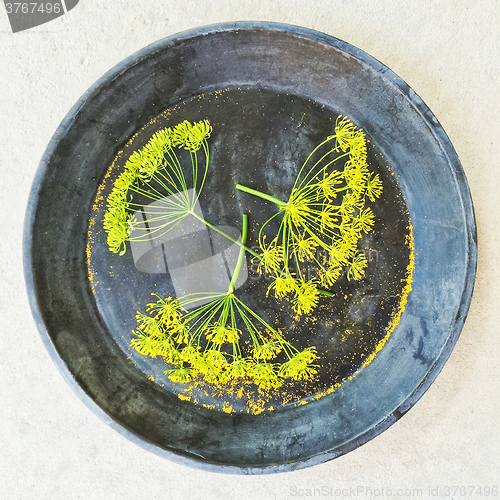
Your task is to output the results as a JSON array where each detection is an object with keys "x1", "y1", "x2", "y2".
[
  {"x1": 152, "y1": 337, "x2": 175, "y2": 357},
  {"x1": 345, "y1": 165, "x2": 369, "y2": 197},
  {"x1": 320, "y1": 264, "x2": 343, "y2": 287},
  {"x1": 151, "y1": 127, "x2": 173, "y2": 153},
  {"x1": 334, "y1": 115, "x2": 356, "y2": 151},
  {"x1": 135, "y1": 312, "x2": 162, "y2": 335},
  {"x1": 316, "y1": 170, "x2": 343, "y2": 200},
  {"x1": 164, "y1": 346, "x2": 182, "y2": 365},
  {"x1": 104, "y1": 120, "x2": 213, "y2": 256},
  {"x1": 190, "y1": 352, "x2": 210, "y2": 376},
  {"x1": 146, "y1": 296, "x2": 183, "y2": 332},
  {"x1": 249, "y1": 362, "x2": 281, "y2": 390},
  {"x1": 348, "y1": 128, "x2": 367, "y2": 162},
  {"x1": 133, "y1": 128, "x2": 174, "y2": 180},
  {"x1": 206, "y1": 323, "x2": 240, "y2": 345},
  {"x1": 338, "y1": 238, "x2": 357, "y2": 261},
  {"x1": 339, "y1": 196, "x2": 356, "y2": 217},
  {"x1": 355, "y1": 207, "x2": 375, "y2": 234},
  {"x1": 267, "y1": 273, "x2": 297, "y2": 299},
  {"x1": 279, "y1": 347, "x2": 318, "y2": 380},
  {"x1": 253, "y1": 341, "x2": 282, "y2": 361},
  {"x1": 345, "y1": 191, "x2": 364, "y2": 209},
  {"x1": 171, "y1": 120, "x2": 192, "y2": 147},
  {"x1": 171, "y1": 119, "x2": 212, "y2": 152},
  {"x1": 291, "y1": 280, "x2": 320, "y2": 316},
  {"x1": 345, "y1": 222, "x2": 363, "y2": 241},
  {"x1": 319, "y1": 204, "x2": 337, "y2": 231},
  {"x1": 173, "y1": 323, "x2": 191, "y2": 345},
  {"x1": 105, "y1": 187, "x2": 128, "y2": 211},
  {"x1": 347, "y1": 251, "x2": 368, "y2": 281},
  {"x1": 328, "y1": 244, "x2": 349, "y2": 266},
  {"x1": 130, "y1": 331, "x2": 157, "y2": 357},
  {"x1": 123, "y1": 150, "x2": 142, "y2": 175},
  {"x1": 366, "y1": 173, "x2": 383, "y2": 202},
  {"x1": 165, "y1": 366, "x2": 193, "y2": 383},
  {"x1": 137, "y1": 149, "x2": 159, "y2": 180},
  {"x1": 113, "y1": 168, "x2": 138, "y2": 192},
  {"x1": 185, "y1": 120, "x2": 212, "y2": 152},
  {"x1": 203, "y1": 360, "x2": 228, "y2": 384},
  {"x1": 290, "y1": 234, "x2": 318, "y2": 262},
  {"x1": 180, "y1": 344, "x2": 200, "y2": 363},
  {"x1": 105, "y1": 221, "x2": 129, "y2": 255},
  {"x1": 103, "y1": 187, "x2": 131, "y2": 255},
  {"x1": 228, "y1": 357, "x2": 254, "y2": 378},
  {"x1": 205, "y1": 350, "x2": 229, "y2": 371},
  {"x1": 256, "y1": 237, "x2": 283, "y2": 273}
]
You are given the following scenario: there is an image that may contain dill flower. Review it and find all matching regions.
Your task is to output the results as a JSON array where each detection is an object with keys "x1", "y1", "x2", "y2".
[
  {"x1": 135, "y1": 312, "x2": 162, "y2": 335},
  {"x1": 249, "y1": 362, "x2": 281, "y2": 390},
  {"x1": 354, "y1": 207, "x2": 375, "y2": 234},
  {"x1": 153, "y1": 337, "x2": 175, "y2": 358},
  {"x1": 130, "y1": 288, "x2": 318, "y2": 388},
  {"x1": 316, "y1": 170, "x2": 343, "y2": 200},
  {"x1": 253, "y1": 341, "x2": 282, "y2": 361},
  {"x1": 347, "y1": 251, "x2": 368, "y2": 281},
  {"x1": 319, "y1": 204, "x2": 337, "y2": 231},
  {"x1": 267, "y1": 273, "x2": 297, "y2": 298},
  {"x1": 204, "y1": 350, "x2": 229, "y2": 371},
  {"x1": 348, "y1": 128, "x2": 368, "y2": 161},
  {"x1": 163, "y1": 346, "x2": 182, "y2": 365},
  {"x1": 320, "y1": 264, "x2": 343, "y2": 287},
  {"x1": 171, "y1": 119, "x2": 212, "y2": 152},
  {"x1": 165, "y1": 366, "x2": 193, "y2": 383},
  {"x1": 130, "y1": 331, "x2": 157, "y2": 357},
  {"x1": 281, "y1": 193, "x2": 312, "y2": 229},
  {"x1": 366, "y1": 173, "x2": 383, "y2": 202},
  {"x1": 328, "y1": 244, "x2": 349, "y2": 266},
  {"x1": 256, "y1": 237, "x2": 283, "y2": 274},
  {"x1": 172, "y1": 323, "x2": 190, "y2": 345},
  {"x1": 292, "y1": 279, "x2": 320, "y2": 316},
  {"x1": 180, "y1": 344, "x2": 200, "y2": 363},
  {"x1": 290, "y1": 234, "x2": 318, "y2": 262},
  {"x1": 279, "y1": 347, "x2": 318, "y2": 380},
  {"x1": 146, "y1": 295, "x2": 183, "y2": 327},
  {"x1": 103, "y1": 119, "x2": 213, "y2": 255},
  {"x1": 206, "y1": 323, "x2": 240, "y2": 345},
  {"x1": 236, "y1": 115, "x2": 383, "y2": 302},
  {"x1": 334, "y1": 115, "x2": 355, "y2": 151},
  {"x1": 190, "y1": 352, "x2": 210, "y2": 376},
  {"x1": 228, "y1": 357, "x2": 254, "y2": 379}
]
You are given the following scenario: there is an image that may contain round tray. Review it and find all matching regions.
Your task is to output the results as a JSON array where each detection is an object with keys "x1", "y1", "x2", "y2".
[{"x1": 24, "y1": 22, "x2": 476, "y2": 473}]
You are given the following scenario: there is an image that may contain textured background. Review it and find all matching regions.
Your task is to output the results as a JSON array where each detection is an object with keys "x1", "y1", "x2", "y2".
[{"x1": 1, "y1": 1, "x2": 499, "y2": 498}]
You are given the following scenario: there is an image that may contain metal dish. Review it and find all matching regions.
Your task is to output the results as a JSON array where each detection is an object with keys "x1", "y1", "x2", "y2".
[{"x1": 24, "y1": 22, "x2": 476, "y2": 473}]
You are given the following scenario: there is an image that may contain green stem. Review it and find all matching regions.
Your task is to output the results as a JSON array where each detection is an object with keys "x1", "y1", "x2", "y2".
[
  {"x1": 190, "y1": 197, "x2": 334, "y2": 298},
  {"x1": 235, "y1": 184, "x2": 287, "y2": 207},
  {"x1": 189, "y1": 210, "x2": 259, "y2": 258},
  {"x1": 228, "y1": 214, "x2": 248, "y2": 293}
]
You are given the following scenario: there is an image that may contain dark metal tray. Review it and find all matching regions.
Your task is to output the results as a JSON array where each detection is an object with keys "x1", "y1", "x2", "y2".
[{"x1": 24, "y1": 22, "x2": 476, "y2": 473}]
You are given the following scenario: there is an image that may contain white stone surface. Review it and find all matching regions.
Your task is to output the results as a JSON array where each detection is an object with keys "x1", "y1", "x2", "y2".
[{"x1": 1, "y1": 1, "x2": 499, "y2": 498}]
